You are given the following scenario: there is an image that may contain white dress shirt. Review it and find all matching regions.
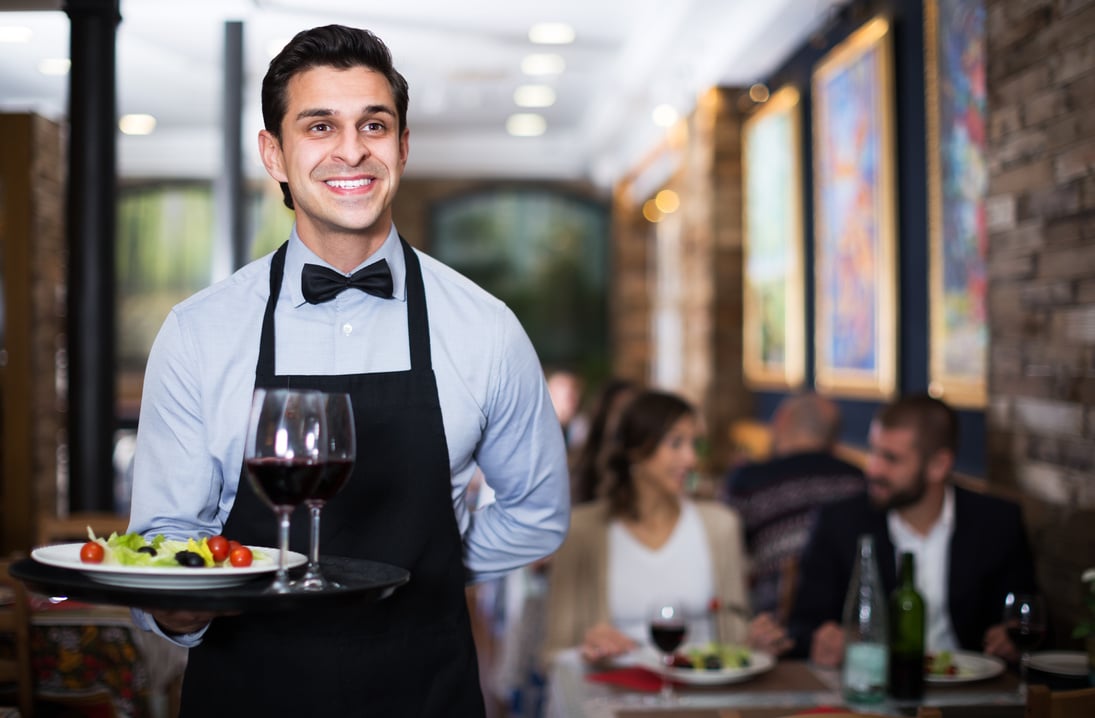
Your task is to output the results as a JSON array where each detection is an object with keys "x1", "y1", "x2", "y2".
[
  {"x1": 128, "y1": 225, "x2": 570, "y2": 640},
  {"x1": 887, "y1": 485, "x2": 959, "y2": 653}
]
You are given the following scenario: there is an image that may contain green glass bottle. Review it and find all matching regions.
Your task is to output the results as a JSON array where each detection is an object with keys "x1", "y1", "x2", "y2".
[{"x1": 889, "y1": 551, "x2": 925, "y2": 700}]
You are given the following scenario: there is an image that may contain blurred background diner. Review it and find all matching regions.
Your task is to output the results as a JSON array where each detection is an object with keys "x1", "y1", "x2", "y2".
[{"x1": 2, "y1": 0, "x2": 1095, "y2": 716}]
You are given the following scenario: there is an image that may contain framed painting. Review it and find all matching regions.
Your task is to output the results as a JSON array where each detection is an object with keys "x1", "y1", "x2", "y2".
[
  {"x1": 925, "y1": 0, "x2": 987, "y2": 408},
  {"x1": 811, "y1": 16, "x2": 898, "y2": 399},
  {"x1": 742, "y1": 85, "x2": 805, "y2": 390}
]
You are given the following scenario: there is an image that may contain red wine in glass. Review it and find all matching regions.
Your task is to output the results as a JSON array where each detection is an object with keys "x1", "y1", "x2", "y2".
[
  {"x1": 1003, "y1": 592, "x2": 1046, "y2": 700},
  {"x1": 1005, "y1": 623, "x2": 1046, "y2": 652},
  {"x1": 650, "y1": 623, "x2": 687, "y2": 654},
  {"x1": 296, "y1": 392, "x2": 356, "y2": 591},
  {"x1": 245, "y1": 456, "x2": 323, "y2": 506},
  {"x1": 244, "y1": 388, "x2": 327, "y2": 593}
]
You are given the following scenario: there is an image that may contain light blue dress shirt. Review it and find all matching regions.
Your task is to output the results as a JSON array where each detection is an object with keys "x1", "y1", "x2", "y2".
[{"x1": 128, "y1": 225, "x2": 570, "y2": 641}]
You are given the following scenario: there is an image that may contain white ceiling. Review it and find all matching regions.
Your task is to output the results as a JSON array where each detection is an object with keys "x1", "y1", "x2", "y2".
[{"x1": 0, "y1": 0, "x2": 843, "y2": 188}]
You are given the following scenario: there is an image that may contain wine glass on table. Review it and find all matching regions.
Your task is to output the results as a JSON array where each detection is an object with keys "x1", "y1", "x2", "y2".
[
  {"x1": 243, "y1": 388, "x2": 326, "y2": 593},
  {"x1": 294, "y1": 392, "x2": 356, "y2": 591},
  {"x1": 1003, "y1": 591, "x2": 1046, "y2": 699},
  {"x1": 648, "y1": 601, "x2": 687, "y2": 703}
]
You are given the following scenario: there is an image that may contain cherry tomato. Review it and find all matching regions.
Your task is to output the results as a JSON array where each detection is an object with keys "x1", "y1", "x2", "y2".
[
  {"x1": 80, "y1": 541, "x2": 105, "y2": 563},
  {"x1": 227, "y1": 540, "x2": 243, "y2": 553},
  {"x1": 207, "y1": 535, "x2": 230, "y2": 563},
  {"x1": 229, "y1": 546, "x2": 253, "y2": 567}
]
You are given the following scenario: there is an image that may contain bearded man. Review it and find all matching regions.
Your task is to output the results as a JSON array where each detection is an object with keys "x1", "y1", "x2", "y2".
[{"x1": 785, "y1": 394, "x2": 1038, "y2": 667}]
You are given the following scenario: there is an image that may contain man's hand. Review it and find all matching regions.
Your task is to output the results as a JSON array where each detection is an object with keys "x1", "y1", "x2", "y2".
[
  {"x1": 580, "y1": 622, "x2": 637, "y2": 663},
  {"x1": 983, "y1": 623, "x2": 1020, "y2": 663},
  {"x1": 746, "y1": 612, "x2": 794, "y2": 656},
  {"x1": 150, "y1": 609, "x2": 223, "y2": 636},
  {"x1": 810, "y1": 621, "x2": 845, "y2": 668}
]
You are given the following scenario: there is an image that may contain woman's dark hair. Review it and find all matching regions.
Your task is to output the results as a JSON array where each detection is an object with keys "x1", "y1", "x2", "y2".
[
  {"x1": 569, "y1": 378, "x2": 639, "y2": 505},
  {"x1": 602, "y1": 390, "x2": 695, "y2": 520},
  {"x1": 260, "y1": 24, "x2": 410, "y2": 209}
]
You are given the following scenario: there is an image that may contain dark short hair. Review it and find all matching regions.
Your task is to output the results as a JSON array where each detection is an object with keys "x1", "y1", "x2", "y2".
[
  {"x1": 603, "y1": 390, "x2": 695, "y2": 520},
  {"x1": 260, "y1": 25, "x2": 410, "y2": 209},
  {"x1": 874, "y1": 393, "x2": 958, "y2": 459}
]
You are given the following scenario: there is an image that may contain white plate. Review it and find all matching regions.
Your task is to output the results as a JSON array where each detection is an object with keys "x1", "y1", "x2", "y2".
[
  {"x1": 31, "y1": 542, "x2": 306, "y2": 590},
  {"x1": 924, "y1": 650, "x2": 1006, "y2": 683},
  {"x1": 1029, "y1": 651, "x2": 1089, "y2": 677},
  {"x1": 636, "y1": 645, "x2": 776, "y2": 685}
]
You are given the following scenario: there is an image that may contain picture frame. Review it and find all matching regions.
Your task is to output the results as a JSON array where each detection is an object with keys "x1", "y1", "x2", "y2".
[
  {"x1": 742, "y1": 85, "x2": 805, "y2": 390},
  {"x1": 925, "y1": 0, "x2": 988, "y2": 408},
  {"x1": 811, "y1": 16, "x2": 898, "y2": 399}
]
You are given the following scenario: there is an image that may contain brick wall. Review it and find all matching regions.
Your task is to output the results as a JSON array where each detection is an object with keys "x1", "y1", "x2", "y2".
[
  {"x1": 984, "y1": 0, "x2": 1095, "y2": 644},
  {"x1": 609, "y1": 88, "x2": 752, "y2": 476},
  {"x1": 0, "y1": 113, "x2": 66, "y2": 554}
]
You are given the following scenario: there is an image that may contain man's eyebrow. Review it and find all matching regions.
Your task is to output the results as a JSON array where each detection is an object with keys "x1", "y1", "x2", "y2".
[{"x1": 294, "y1": 104, "x2": 395, "y2": 121}]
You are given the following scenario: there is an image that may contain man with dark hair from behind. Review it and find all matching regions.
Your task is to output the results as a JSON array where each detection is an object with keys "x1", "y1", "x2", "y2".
[
  {"x1": 787, "y1": 393, "x2": 1037, "y2": 666},
  {"x1": 721, "y1": 392, "x2": 865, "y2": 619}
]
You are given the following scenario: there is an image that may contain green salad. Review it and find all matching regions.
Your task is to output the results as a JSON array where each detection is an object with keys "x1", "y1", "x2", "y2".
[
  {"x1": 84, "y1": 529, "x2": 266, "y2": 568},
  {"x1": 677, "y1": 643, "x2": 752, "y2": 670}
]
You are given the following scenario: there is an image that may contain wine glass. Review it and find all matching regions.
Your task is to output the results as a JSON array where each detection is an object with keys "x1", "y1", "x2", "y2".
[
  {"x1": 243, "y1": 388, "x2": 326, "y2": 593},
  {"x1": 1003, "y1": 591, "x2": 1047, "y2": 699},
  {"x1": 294, "y1": 392, "x2": 356, "y2": 591},
  {"x1": 648, "y1": 601, "x2": 687, "y2": 703}
]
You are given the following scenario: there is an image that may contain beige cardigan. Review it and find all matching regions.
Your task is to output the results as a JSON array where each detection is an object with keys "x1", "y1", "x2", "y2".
[{"x1": 541, "y1": 498, "x2": 750, "y2": 664}]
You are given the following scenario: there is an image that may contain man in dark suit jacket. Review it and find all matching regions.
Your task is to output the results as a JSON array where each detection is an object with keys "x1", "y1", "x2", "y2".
[{"x1": 787, "y1": 394, "x2": 1037, "y2": 667}]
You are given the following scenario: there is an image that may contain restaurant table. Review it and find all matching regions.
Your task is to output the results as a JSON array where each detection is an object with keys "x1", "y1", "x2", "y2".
[{"x1": 545, "y1": 648, "x2": 1026, "y2": 718}]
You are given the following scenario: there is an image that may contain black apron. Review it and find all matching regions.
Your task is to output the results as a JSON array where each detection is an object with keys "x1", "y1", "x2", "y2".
[{"x1": 180, "y1": 239, "x2": 485, "y2": 717}]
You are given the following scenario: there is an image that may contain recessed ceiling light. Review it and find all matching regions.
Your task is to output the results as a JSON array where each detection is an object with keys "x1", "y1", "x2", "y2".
[
  {"x1": 506, "y1": 113, "x2": 546, "y2": 137},
  {"x1": 0, "y1": 26, "x2": 33, "y2": 43},
  {"x1": 38, "y1": 58, "x2": 70, "y2": 76},
  {"x1": 528, "y1": 22, "x2": 575, "y2": 45},
  {"x1": 119, "y1": 114, "x2": 157, "y2": 136},
  {"x1": 521, "y1": 53, "x2": 565, "y2": 76},
  {"x1": 513, "y1": 84, "x2": 556, "y2": 108},
  {"x1": 652, "y1": 104, "x2": 678, "y2": 128}
]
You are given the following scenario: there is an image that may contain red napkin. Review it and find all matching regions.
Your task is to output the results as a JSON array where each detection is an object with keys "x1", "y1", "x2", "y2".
[
  {"x1": 586, "y1": 666, "x2": 666, "y2": 692},
  {"x1": 788, "y1": 709, "x2": 850, "y2": 715}
]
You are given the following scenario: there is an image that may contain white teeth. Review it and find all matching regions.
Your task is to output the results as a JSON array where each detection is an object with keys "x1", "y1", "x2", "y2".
[{"x1": 326, "y1": 179, "x2": 371, "y2": 189}]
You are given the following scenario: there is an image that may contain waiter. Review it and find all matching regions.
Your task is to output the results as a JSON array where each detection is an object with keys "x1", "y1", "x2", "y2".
[{"x1": 127, "y1": 25, "x2": 570, "y2": 716}]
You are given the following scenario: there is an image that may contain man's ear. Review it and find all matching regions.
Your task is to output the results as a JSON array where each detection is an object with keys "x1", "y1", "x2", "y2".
[
  {"x1": 925, "y1": 448, "x2": 954, "y2": 484},
  {"x1": 258, "y1": 130, "x2": 288, "y2": 183}
]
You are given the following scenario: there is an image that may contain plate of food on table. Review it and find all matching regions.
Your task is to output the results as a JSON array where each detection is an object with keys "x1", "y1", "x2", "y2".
[
  {"x1": 639, "y1": 642, "x2": 776, "y2": 685},
  {"x1": 31, "y1": 530, "x2": 306, "y2": 590},
  {"x1": 924, "y1": 650, "x2": 1006, "y2": 683}
]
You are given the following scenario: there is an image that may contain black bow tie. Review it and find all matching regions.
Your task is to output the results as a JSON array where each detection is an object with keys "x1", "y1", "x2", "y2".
[{"x1": 301, "y1": 260, "x2": 394, "y2": 304}]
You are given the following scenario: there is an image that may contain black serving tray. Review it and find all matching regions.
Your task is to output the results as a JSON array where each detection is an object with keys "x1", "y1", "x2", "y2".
[{"x1": 8, "y1": 554, "x2": 410, "y2": 612}]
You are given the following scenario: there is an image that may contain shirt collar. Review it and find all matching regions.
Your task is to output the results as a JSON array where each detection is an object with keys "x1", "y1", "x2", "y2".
[
  {"x1": 285, "y1": 224, "x2": 407, "y2": 307},
  {"x1": 887, "y1": 483, "x2": 956, "y2": 543}
]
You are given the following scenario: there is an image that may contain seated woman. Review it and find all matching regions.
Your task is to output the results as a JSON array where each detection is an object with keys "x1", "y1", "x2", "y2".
[{"x1": 542, "y1": 389, "x2": 790, "y2": 665}]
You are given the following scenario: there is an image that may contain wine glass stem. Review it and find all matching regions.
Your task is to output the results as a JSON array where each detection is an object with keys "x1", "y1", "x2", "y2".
[
  {"x1": 660, "y1": 654, "x2": 674, "y2": 702},
  {"x1": 308, "y1": 503, "x2": 322, "y2": 568},
  {"x1": 275, "y1": 507, "x2": 292, "y2": 586},
  {"x1": 1019, "y1": 650, "x2": 1029, "y2": 698}
]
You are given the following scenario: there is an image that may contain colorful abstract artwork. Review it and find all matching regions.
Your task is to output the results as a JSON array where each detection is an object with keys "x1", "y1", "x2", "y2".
[
  {"x1": 926, "y1": 0, "x2": 987, "y2": 407},
  {"x1": 811, "y1": 17, "x2": 897, "y2": 399},
  {"x1": 742, "y1": 86, "x2": 805, "y2": 390}
]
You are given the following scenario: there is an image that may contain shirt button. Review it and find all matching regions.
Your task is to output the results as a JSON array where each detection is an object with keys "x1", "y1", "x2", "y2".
[{"x1": 342, "y1": 323, "x2": 353, "y2": 336}]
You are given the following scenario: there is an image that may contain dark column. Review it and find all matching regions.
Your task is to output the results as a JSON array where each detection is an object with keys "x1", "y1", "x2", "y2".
[
  {"x1": 63, "y1": 0, "x2": 120, "y2": 512},
  {"x1": 218, "y1": 20, "x2": 247, "y2": 270}
]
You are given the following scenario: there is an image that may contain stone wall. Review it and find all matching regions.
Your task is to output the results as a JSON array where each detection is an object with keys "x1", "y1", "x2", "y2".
[{"x1": 984, "y1": 0, "x2": 1095, "y2": 644}]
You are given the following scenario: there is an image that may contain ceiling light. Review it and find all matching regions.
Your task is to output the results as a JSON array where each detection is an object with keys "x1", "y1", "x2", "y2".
[
  {"x1": 513, "y1": 84, "x2": 556, "y2": 108},
  {"x1": 655, "y1": 189, "x2": 680, "y2": 214},
  {"x1": 119, "y1": 114, "x2": 157, "y2": 136},
  {"x1": 521, "y1": 53, "x2": 565, "y2": 76},
  {"x1": 38, "y1": 58, "x2": 70, "y2": 76},
  {"x1": 528, "y1": 23, "x2": 575, "y2": 45},
  {"x1": 749, "y1": 83, "x2": 770, "y2": 103},
  {"x1": 0, "y1": 26, "x2": 33, "y2": 43},
  {"x1": 506, "y1": 113, "x2": 546, "y2": 137},
  {"x1": 652, "y1": 104, "x2": 678, "y2": 128}
]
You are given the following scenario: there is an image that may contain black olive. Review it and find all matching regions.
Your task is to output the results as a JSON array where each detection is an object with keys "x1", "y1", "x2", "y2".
[
  {"x1": 175, "y1": 550, "x2": 205, "y2": 568},
  {"x1": 137, "y1": 546, "x2": 157, "y2": 556},
  {"x1": 703, "y1": 654, "x2": 723, "y2": 670}
]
